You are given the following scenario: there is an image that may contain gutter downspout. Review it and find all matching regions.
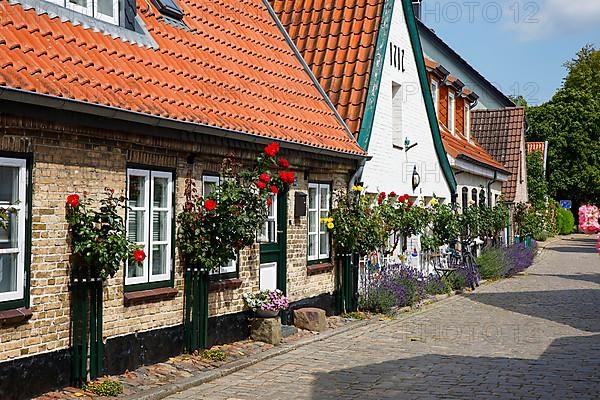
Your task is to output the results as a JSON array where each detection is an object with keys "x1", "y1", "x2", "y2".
[
  {"x1": 487, "y1": 170, "x2": 497, "y2": 207},
  {"x1": 348, "y1": 158, "x2": 367, "y2": 192},
  {"x1": 543, "y1": 140, "x2": 549, "y2": 177}
]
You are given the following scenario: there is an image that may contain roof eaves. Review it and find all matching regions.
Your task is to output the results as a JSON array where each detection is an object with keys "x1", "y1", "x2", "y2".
[
  {"x1": 0, "y1": 86, "x2": 368, "y2": 160},
  {"x1": 416, "y1": 19, "x2": 515, "y2": 107}
]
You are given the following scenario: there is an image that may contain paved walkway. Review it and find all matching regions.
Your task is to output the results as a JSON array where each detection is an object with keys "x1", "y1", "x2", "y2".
[{"x1": 166, "y1": 236, "x2": 600, "y2": 399}]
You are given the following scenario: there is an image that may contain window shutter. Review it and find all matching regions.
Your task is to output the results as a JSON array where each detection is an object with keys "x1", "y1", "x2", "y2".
[{"x1": 123, "y1": 0, "x2": 137, "y2": 30}]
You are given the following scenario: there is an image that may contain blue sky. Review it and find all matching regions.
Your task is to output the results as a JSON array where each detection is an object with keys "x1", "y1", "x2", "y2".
[{"x1": 419, "y1": 0, "x2": 600, "y2": 105}]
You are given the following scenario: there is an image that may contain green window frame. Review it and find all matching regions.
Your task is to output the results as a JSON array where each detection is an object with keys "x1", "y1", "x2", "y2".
[
  {"x1": 125, "y1": 167, "x2": 175, "y2": 291},
  {"x1": 0, "y1": 154, "x2": 31, "y2": 311},
  {"x1": 307, "y1": 182, "x2": 331, "y2": 264}
]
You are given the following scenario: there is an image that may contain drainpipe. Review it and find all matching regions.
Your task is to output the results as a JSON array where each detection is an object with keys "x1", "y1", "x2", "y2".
[
  {"x1": 349, "y1": 158, "x2": 367, "y2": 191},
  {"x1": 487, "y1": 170, "x2": 497, "y2": 207}
]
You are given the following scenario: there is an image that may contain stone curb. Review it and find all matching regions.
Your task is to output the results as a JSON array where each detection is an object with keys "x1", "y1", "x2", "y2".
[{"x1": 128, "y1": 319, "x2": 371, "y2": 400}]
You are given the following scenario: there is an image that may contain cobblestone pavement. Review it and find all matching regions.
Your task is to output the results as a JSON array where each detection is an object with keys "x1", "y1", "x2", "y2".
[{"x1": 166, "y1": 236, "x2": 600, "y2": 400}]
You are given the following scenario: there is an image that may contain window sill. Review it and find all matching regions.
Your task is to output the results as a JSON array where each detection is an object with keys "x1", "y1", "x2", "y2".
[
  {"x1": 307, "y1": 262, "x2": 334, "y2": 275},
  {"x1": 0, "y1": 307, "x2": 33, "y2": 327},
  {"x1": 209, "y1": 278, "x2": 243, "y2": 292},
  {"x1": 124, "y1": 287, "x2": 178, "y2": 306}
]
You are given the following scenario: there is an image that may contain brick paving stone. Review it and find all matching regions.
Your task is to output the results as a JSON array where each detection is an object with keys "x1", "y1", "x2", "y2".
[
  {"x1": 34, "y1": 317, "x2": 352, "y2": 399},
  {"x1": 165, "y1": 235, "x2": 600, "y2": 399}
]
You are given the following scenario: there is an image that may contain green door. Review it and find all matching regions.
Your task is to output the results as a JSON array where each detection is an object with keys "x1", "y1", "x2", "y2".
[{"x1": 259, "y1": 191, "x2": 288, "y2": 296}]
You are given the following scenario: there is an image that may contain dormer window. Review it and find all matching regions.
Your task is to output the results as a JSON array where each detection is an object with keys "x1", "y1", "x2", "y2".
[
  {"x1": 448, "y1": 92, "x2": 456, "y2": 134},
  {"x1": 48, "y1": 0, "x2": 120, "y2": 25},
  {"x1": 152, "y1": 0, "x2": 185, "y2": 20}
]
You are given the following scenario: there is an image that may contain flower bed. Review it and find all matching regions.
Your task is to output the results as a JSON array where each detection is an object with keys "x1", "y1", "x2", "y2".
[{"x1": 476, "y1": 241, "x2": 538, "y2": 280}]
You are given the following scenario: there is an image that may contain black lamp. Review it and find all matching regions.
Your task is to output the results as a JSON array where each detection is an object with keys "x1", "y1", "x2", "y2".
[{"x1": 412, "y1": 165, "x2": 421, "y2": 191}]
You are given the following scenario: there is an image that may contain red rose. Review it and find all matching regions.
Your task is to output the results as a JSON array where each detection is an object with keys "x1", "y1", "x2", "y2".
[
  {"x1": 264, "y1": 142, "x2": 280, "y2": 157},
  {"x1": 377, "y1": 197, "x2": 383, "y2": 205},
  {"x1": 270, "y1": 185, "x2": 279, "y2": 194},
  {"x1": 267, "y1": 198, "x2": 273, "y2": 207},
  {"x1": 389, "y1": 192, "x2": 397, "y2": 197},
  {"x1": 279, "y1": 171, "x2": 295, "y2": 184},
  {"x1": 408, "y1": 200, "x2": 414, "y2": 207},
  {"x1": 66, "y1": 194, "x2": 80, "y2": 208},
  {"x1": 204, "y1": 199, "x2": 217, "y2": 211},
  {"x1": 399, "y1": 194, "x2": 409, "y2": 203},
  {"x1": 379, "y1": 192, "x2": 386, "y2": 199},
  {"x1": 278, "y1": 158, "x2": 289, "y2": 168},
  {"x1": 259, "y1": 173, "x2": 271, "y2": 183},
  {"x1": 133, "y1": 249, "x2": 146, "y2": 263},
  {"x1": 256, "y1": 181, "x2": 267, "y2": 190}
]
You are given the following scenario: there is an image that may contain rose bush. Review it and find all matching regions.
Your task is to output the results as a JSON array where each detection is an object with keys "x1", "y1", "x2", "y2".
[
  {"x1": 65, "y1": 188, "x2": 144, "y2": 280},
  {"x1": 177, "y1": 142, "x2": 294, "y2": 271}
]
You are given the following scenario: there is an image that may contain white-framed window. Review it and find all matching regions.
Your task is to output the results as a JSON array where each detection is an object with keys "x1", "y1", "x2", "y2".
[
  {"x1": 431, "y1": 80, "x2": 439, "y2": 117},
  {"x1": 448, "y1": 92, "x2": 456, "y2": 134},
  {"x1": 0, "y1": 157, "x2": 27, "y2": 303},
  {"x1": 308, "y1": 183, "x2": 330, "y2": 262},
  {"x1": 126, "y1": 169, "x2": 173, "y2": 286},
  {"x1": 48, "y1": 0, "x2": 119, "y2": 25},
  {"x1": 203, "y1": 175, "x2": 238, "y2": 278},
  {"x1": 465, "y1": 105, "x2": 471, "y2": 140},
  {"x1": 392, "y1": 83, "x2": 403, "y2": 147},
  {"x1": 258, "y1": 194, "x2": 277, "y2": 243}
]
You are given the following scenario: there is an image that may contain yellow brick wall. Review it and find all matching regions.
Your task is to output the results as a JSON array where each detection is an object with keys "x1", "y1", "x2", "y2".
[{"x1": 0, "y1": 116, "x2": 353, "y2": 362}]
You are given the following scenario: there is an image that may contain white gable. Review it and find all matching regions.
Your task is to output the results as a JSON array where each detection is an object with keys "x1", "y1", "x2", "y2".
[{"x1": 361, "y1": 0, "x2": 451, "y2": 201}]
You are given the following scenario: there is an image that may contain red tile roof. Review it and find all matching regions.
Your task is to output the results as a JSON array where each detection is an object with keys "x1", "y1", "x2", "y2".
[
  {"x1": 440, "y1": 126, "x2": 509, "y2": 173},
  {"x1": 0, "y1": 0, "x2": 365, "y2": 156},
  {"x1": 527, "y1": 141, "x2": 546, "y2": 155},
  {"x1": 269, "y1": 0, "x2": 385, "y2": 138},
  {"x1": 471, "y1": 107, "x2": 527, "y2": 202}
]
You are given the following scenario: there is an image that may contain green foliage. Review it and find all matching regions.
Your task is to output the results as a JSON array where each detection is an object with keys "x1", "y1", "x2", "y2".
[
  {"x1": 457, "y1": 204, "x2": 507, "y2": 240},
  {"x1": 476, "y1": 247, "x2": 508, "y2": 280},
  {"x1": 358, "y1": 287, "x2": 396, "y2": 315},
  {"x1": 83, "y1": 379, "x2": 123, "y2": 397},
  {"x1": 514, "y1": 202, "x2": 555, "y2": 241},
  {"x1": 177, "y1": 146, "x2": 291, "y2": 271},
  {"x1": 342, "y1": 311, "x2": 367, "y2": 320},
  {"x1": 563, "y1": 44, "x2": 600, "y2": 96},
  {"x1": 527, "y1": 45, "x2": 600, "y2": 206},
  {"x1": 329, "y1": 189, "x2": 386, "y2": 254},
  {"x1": 527, "y1": 150, "x2": 548, "y2": 209},
  {"x1": 378, "y1": 194, "x2": 429, "y2": 254},
  {"x1": 200, "y1": 349, "x2": 227, "y2": 362},
  {"x1": 443, "y1": 271, "x2": 467, "y2": 291},
  {"x1": 65, "y1": 189, "x2": 139, "y2": 280},
  {"x1": 508, "y1": 95, "x2": 528, "y2": 107},
  {"x1": 421, "y1": 200, "x2": 459, "y2": 252},
  {"x1": 556, "y1": 207, "x2": 575, "y2": 235},
  {"x1": 0, "y1": 206, "x2": 15, "y2": 231}
]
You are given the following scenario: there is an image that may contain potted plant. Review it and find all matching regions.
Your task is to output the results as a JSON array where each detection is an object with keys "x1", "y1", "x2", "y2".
[{"x1": 243, "y1": 289, "x2": 289, "y2": 318}]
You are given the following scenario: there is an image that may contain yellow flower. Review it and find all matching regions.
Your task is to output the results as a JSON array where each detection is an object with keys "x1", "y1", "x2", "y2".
[
  {"x1": 428, "y1": 198, "x2": 439, "y2": 207},
  {"x1": 327, "y1": 222, "x2": 334, "y2": 229},
  {"x1": 352, "y1": 185, "x2": 363, "y2": 192},
  {"x1": 327, "y1": 217, "x2": 334, "y2": 223}
]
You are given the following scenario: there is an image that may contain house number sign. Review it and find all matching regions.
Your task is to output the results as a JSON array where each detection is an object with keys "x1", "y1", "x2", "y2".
[{"x1": 389, "y1": 42, "x2": 406, "y2": 72}]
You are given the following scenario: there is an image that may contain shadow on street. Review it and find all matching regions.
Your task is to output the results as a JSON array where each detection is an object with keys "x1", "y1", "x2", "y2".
[
  {"x1": 311, "y1": 334, "x2": 600, "y2": 399},
  {"x1": 467, "y1": 289, "x2": 600, "y2": 332}
]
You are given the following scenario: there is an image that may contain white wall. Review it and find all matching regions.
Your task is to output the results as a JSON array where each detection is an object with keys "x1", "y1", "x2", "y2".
[{"x1": 362, "y1": 0, "x2": 451, "y2": 201}]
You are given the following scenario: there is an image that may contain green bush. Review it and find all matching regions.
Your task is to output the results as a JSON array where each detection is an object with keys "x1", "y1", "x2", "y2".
[
  {"x1": 476, "y1": 247, "x2": 507, "y2": 279},
  {"x1": 556, "y1": 208, "x2": 575, "y2": 235},
  {"x1": 200, "y1": 349, "x2": 227, "y2": 362},
  {"x1": 82, "y1": 379, "x2": 123, "y2": 397},
  {"x1": 359, "y1": 288, "x2": 396, "y2": 314},
  {"x1": 443, "y1": 271, "x2": 467, "y2": 291},
  {"x1": 534, "y1": 230, "x2": 550, "y2": 241}
]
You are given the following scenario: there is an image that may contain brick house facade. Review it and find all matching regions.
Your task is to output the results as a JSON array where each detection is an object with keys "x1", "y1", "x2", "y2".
[{"x1": 0, "y1": 0, "x2": 366, "y2": 398}]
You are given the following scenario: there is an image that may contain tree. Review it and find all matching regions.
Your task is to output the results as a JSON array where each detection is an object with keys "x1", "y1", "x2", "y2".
[
  {"x1": 526, "y1": 150, "x2": 548, "y2": 209},
  {"x1": 526, "y1": 46, "x2": 600, "y2": 207},
  {"x1": 508, "y1": 95, "x2": 528, "y2": 107}
]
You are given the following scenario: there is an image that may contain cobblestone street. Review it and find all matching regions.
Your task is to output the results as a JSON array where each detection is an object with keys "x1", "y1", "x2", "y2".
[{"x1": 167, "y1": 236, "x2": 600, "y2": 399}]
